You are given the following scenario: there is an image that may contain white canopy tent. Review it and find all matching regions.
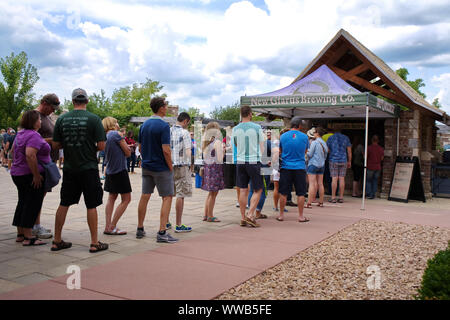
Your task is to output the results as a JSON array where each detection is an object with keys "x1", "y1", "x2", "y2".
[{"x1": 240, "y1": 65, "x2": 400, "y2": 210}]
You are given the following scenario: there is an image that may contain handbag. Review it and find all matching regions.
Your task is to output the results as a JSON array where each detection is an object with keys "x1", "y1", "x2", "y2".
[{"x1": 38, "y1": 159, "x2": 61, "y2": 192}]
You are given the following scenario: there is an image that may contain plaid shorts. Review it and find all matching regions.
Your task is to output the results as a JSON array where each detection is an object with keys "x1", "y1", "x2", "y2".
[{"x1": 329, "y1": 161, "x2": 347, "y2": 177}]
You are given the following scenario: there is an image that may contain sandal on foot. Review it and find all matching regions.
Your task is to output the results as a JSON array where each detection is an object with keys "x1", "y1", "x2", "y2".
[
  {"x1": 104, "y1": 228, "x2": 127, "y2": 235},
  {"x1": 22, "y1": 237, "x2": 46, "y2": 246},
  {"x1": 304, "y1": 203, "x2": 313, "y2": 209},
  {"x1": 256, "y1": 214, "x2": 268, "y2": 219},
  {"x1": 298, "y1": 218, "x2": 310, "y2": 223},
  {"x1": 317, "y1": 203, "x2": 324, "y2": 207},
  {"x1": 207, "y1": 217, "x2": 221, "y2": 222},
  {"x1": 276, "y1": 217, "x2": 284, "y2": 222},
  {"x1": 51, "y1": 240, "x2": 72, "y2": 251},
  {"x1": 337, "y1": 199, "x2": 344, "y2": 203},
  {"x1": 328, "y1": 198, "x2": 337, "y2": 203},
  {"x1": 89, "y1": 241, "x2": 109, "y2": 253},
  {"x1": 203, "y1": 216, "x2": 208, "y2": 221},
  {"x1": 16, "y1": 234, "x2": 25, "y2": 243}
]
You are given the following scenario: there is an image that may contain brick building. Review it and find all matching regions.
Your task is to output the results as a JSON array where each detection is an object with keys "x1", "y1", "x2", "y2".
[{"x1": 243, "y1": 29, "x2": 450, "y2": 200}]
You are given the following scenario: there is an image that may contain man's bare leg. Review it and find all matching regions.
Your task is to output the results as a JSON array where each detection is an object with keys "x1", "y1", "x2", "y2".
[
  {"x1": 138, "y1": 194, "x2": 151, "y2": 229},
  {"x1": 247, "y1": 188, "x2": 262, "y2": 220},
  {"x1": 159, "y1": 196, "x2": 173, "y2": 232},
  {"x1": 175, "y1": 197, "x2": 184, "y2": 226},
  {"x1": 52, "y1": 205, "x2": 69, "y2": 247}
]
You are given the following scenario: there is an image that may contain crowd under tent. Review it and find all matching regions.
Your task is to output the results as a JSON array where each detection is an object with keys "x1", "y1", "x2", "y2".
[{"x1": 240, "y1": 29, "x2": 450, "y2": 202}]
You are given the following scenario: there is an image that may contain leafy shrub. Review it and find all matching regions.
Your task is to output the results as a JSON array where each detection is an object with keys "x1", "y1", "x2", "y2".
[{"x1": 416, "y1": 241, "x2": 450, "y2": 300}]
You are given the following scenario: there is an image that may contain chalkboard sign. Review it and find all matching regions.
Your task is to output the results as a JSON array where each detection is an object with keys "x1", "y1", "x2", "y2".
[{"x1": 388, "y1": 156, "x2": 426, "y2": 203}]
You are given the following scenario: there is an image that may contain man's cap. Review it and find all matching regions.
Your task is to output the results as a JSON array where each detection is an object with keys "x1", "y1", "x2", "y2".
[
  {"x1": 41, "y1": 93, "x2": 60, "y2": 110},
  {"x1": 10, "y1": 129, "x2": 15, "y2": 134},
  {"x1": 72, "y1": 88, "x2": 88, "y2": 100},
  {"x1": 307, "y1": 127, "x2": 316, "y2": 138}
]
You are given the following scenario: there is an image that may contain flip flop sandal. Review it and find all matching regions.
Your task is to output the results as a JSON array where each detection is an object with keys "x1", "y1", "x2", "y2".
[
  {"x1": 298, "y1": 218, "x2": 310, "y2": 223},
  {"x1": 328, "y1": 198, "x2": 337, "y2": 203},
  {"x1": 51, "y1": 240, "x2": 72, "y2": 251},
  {"x1": 16, "y1": 234, "x2": 25, "y2": 243},
  {"x1": 203, "y1": 216, "x2": 208, "y2": 221},
  {"x1": 317, "y1": 203, "x2": 324, "y2": 207},
  {"x1": 207, "y1": 217, "x2": 221, "y2": 222},
  {"x1": 337, "y1": 199, "x2": 344, "y2": 203},
  {"x1": 22, "y1": 237, "x2": 46, "y2": 246},
  {"x1": 276, "y1": 217, "x2": 284, "y2": 222},
  {"x1": 304, "y1": 203, "x2": 313, "y2": 209},
  {"x1": 256, "y1": 214, "x2": 268, "y2": 219},
  {"x1": 89, "y1": 241, "x2": 109, "y2": 253},
  {"x1": 104, "y1": 228, "x2": 127, "y2": 235}
]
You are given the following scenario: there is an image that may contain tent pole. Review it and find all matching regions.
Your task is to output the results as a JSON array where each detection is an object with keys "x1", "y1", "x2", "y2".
[
  {"x1": 361, "y1": 106, "x2": 369, "y2": 211},
  {"x1": 397, "y1": 117, "x2": 400, "y2": 156}
]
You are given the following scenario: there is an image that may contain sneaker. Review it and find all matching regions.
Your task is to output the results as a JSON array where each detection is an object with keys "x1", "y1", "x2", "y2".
[
  {"x1": 175, "y1": 225, "x2": 192, "y2": 233},
  {"x1": 157, "y1": 231, "x2": 179, "y2": 243},
  {"x1": 166, "y1": 222, "x2": 172, "y2": 230},
  {"x1": 136, "y1": 228, "x2": 146, "y2": 239},
  {"x1": 32, "y1": 225, "x2": 53, "y2": 239}
]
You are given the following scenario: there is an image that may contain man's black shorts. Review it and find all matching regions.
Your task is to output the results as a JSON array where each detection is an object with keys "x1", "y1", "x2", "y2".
[
  {"x1": 236, "y1": 163, "x2": 263, "y2": 190},
  {"x1": 279, "y1": 169, "x2": 307, "y2": 197},
  {"x1": 60, "y1": 169, "x2": 103, "y2": 209}
]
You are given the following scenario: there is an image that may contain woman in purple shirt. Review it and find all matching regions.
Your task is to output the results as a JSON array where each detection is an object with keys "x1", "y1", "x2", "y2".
[{"x1": 10, "y1": 110, "x2": 50, "y2": 246}]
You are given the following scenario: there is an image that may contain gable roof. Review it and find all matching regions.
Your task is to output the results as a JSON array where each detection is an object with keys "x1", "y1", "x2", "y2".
[{"x1": 293, "y1": 29, "x2": 446, "y2": 121}]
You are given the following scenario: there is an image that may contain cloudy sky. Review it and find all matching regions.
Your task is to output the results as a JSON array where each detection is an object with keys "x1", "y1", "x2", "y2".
[{"x1": 1, "y1": 0, "x2": 450, "y2": 115}]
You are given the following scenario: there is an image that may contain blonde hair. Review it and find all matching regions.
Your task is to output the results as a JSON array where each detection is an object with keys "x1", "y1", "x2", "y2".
[
  {"x1": 102, "y1": 117, "x2": 118, "y2": 133},
  {"x1": 202, "y1": 121, "x2": 222, "y2": 151}
]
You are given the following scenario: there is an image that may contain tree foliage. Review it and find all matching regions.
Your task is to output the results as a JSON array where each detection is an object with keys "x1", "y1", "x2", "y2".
[
  {"x1": 0, "y1": 51, "x2": 39, "y2": 128},
  {"x1": 210, "y1": 101, "x2": 241, "y2": 124},
  {"x1": 432, "y1": 98, "x2": 442, "y2": 109},
  {"x1": 396, "y1": 67, "x2": 427, "y2": 98}
]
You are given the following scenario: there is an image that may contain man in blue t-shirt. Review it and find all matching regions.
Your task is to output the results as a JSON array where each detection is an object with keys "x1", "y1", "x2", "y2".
[
  {"x1": 137, "y1": 96, "x2": 178, "y2": 243},
  {"x1": 326, "y1": 130, "x2": 352, "y2": 203},
  {"x1": 278, "y1": 117, "x2": 309, "y2": 223}
]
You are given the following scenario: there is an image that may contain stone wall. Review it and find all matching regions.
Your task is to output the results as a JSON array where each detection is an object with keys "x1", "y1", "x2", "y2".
[{"x1": 381, "y1": 109, "x2": 434, "y2": 200}]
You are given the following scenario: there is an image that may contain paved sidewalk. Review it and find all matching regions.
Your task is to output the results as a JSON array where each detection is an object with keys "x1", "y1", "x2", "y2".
[{"x1": 0, "y1": 166, "x2": 449, "y2": 299}]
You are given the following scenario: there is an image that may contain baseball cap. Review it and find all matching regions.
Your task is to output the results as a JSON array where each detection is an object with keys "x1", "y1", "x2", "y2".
[
  {"x1": 72, "y1": 88, "x2": 88, "y2": 100},
  {"x1": 41, "y1": 93, "x2": 60, "y2": 110}
]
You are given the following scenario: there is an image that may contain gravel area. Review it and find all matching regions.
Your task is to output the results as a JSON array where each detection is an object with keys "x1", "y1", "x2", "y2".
[{"x1": 216, "y1": 219, "x2": 450, "y2": 300}]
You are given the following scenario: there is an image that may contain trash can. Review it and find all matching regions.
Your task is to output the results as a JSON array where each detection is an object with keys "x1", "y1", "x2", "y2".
[{"x1": 195, "y1": 172, "x2": 203, "y2": 188}]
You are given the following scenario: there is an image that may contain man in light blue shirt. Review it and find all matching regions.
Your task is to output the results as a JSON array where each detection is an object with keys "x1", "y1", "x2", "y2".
[{"x1": 232, "y1": 106, "x2": 265, "y2": 228}]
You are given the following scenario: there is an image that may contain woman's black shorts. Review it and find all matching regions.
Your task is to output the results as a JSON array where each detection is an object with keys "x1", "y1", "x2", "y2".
[{"x1": 104, "y1": 170, "x2": 132, "y2": 194}]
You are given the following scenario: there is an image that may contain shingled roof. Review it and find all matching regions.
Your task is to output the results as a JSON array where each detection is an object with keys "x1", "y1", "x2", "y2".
[{"x1": 293, "y1": 29, "x2": 447, "y2": 122}]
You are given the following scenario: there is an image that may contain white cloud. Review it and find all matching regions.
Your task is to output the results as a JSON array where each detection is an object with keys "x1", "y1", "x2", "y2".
[
  {"x1": 432, "y1": 73, "x2": 450, "y2": 113},
  {"x1": 1, "y1": 0, "x2": 450, "y2": 118}
]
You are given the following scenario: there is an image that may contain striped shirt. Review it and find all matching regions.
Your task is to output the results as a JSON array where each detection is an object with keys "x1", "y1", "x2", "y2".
[{"x1": 170, "y1": 125, "x2": 191, "y2": 166}]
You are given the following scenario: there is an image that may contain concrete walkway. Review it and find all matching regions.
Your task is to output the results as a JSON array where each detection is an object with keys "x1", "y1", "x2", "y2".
[{"x1": 0, "y1": 166, "x2": 449, "y2": 299}]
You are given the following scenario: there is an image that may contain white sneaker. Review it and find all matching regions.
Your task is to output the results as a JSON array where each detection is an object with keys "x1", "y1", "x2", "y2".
[{"x1": 32, "y1": 225, "x2": 53, "y2": 239}]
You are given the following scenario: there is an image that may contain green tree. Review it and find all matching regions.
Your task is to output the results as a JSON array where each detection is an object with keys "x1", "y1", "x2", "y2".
[
  {"x1": 432, "y1": 98, "x2": 442, "y2": 109},
  {"x1": 110, "y1": 78, "x2": 164, "y2": 126},
  {"x1": 0, "y1": 51, "x2": 39, "y2": 128},
  {"x1": 210, "y1": 101, "x2": 241, "y2": 124},
  {"x1": 86, "y1": 89, "x2": 112, "y2": 118},
  {"x1": 396, "y1": 67, "x2": 426, "y2": 98}
]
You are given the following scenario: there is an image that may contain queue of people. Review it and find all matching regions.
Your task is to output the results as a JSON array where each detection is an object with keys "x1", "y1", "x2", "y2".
[{"x1": 6, "y1": 94, "x2": 385, "y2": 252}]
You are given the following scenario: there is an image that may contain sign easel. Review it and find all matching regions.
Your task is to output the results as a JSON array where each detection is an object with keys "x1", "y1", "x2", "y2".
[{"x1": 388, "y1": 156, "x2": 426, "y2": 203}]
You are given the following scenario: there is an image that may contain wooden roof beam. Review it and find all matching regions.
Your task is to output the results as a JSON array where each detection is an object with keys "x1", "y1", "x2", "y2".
[
  {"x1": 349, "y1": 75, "x2": 411, "y2": 106},
  {"x1": 340, "y1": 63, "x2": 369, "y2": 80},
  {"x1": 326, "y1": 44, "x2": 349, "y2": 67}
]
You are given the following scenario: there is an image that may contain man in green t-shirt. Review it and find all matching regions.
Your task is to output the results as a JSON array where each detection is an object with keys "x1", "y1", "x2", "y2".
[{"x1": 51, "y1": 88, "x2": 108, "y2": 253}]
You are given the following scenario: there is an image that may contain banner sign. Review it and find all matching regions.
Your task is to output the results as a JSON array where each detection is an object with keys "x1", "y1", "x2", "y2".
[{"x1": 241, "y1": 93, "x2": 397, "y2": 117}]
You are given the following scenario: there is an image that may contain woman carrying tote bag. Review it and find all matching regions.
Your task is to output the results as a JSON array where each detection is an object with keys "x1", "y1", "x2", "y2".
[{"x1": 10, "y1": 110, "x2": 51, "y2": 246}]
